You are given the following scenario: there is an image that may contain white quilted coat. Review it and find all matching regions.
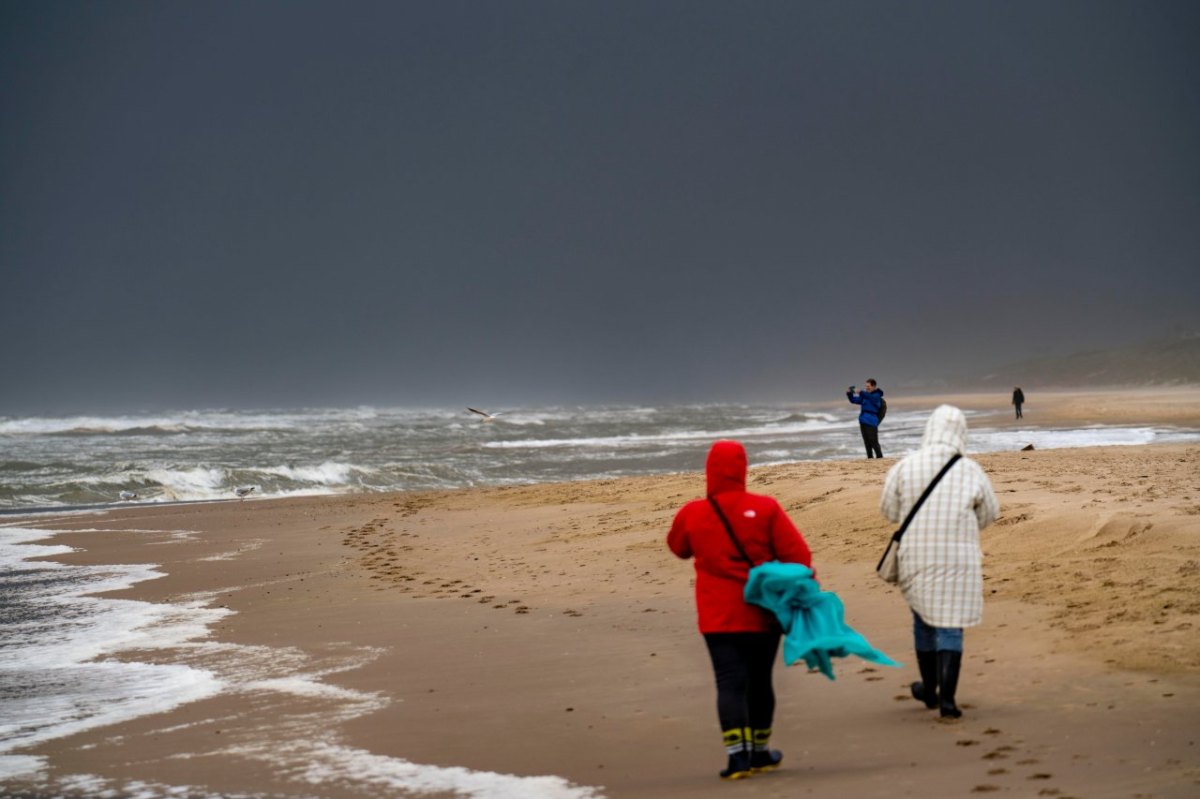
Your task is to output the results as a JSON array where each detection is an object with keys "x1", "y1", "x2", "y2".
[{"x1": 880, "y1": 405, "x2": 1000, "y2": 628}]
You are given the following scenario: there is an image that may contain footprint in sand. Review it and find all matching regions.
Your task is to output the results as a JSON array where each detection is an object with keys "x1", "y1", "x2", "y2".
[{"x1": 970, "y1": 786, "x2": 1000, "y2": 793}]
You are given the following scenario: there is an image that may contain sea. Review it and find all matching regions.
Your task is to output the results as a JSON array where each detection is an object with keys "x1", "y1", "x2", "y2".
[
  {"x1": 5, "y1": 402, "x2": 1198, "y2": 511},
  {"x1": 2, "y1": 403, "x2": 1198, "y2": 797}
]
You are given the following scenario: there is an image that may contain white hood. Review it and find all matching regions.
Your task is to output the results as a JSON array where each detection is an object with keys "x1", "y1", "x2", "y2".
[{"x1": 921, "y1": 404, "x2": 968, "y2": 453}]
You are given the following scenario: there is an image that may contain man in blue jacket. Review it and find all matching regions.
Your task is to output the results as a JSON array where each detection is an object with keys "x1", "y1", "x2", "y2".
[{"x1": 847, "y1": 379, "x2": 884, "y2": 458}]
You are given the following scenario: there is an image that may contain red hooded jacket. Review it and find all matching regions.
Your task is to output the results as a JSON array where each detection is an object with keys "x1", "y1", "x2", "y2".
[{"x1": 667, "y1": 440, "x2": 815, "y2": 633}]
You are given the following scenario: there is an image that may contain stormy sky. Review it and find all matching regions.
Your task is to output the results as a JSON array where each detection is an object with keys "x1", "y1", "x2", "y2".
[{"x1": 2, "y1": 1, "x2": 1197, "y2": 413}]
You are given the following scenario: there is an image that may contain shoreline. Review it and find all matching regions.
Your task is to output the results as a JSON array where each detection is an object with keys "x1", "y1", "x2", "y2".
[{"x1": 3, "y1": 399, "x2": 1199, "y2": 796}]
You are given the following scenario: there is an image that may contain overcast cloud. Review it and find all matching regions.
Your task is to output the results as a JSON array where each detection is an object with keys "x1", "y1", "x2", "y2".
[{"x1": 2, "y1": 1, "x2": 1197, "y2": 413}]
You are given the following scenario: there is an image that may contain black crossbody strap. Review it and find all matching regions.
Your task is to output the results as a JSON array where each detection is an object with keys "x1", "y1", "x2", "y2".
[
  {"x1": 892, "y1": 453, "x2": 962, "y2": 543},
  {"x1": 708, "y1": 496, "x2": 754, "y2": 566}
]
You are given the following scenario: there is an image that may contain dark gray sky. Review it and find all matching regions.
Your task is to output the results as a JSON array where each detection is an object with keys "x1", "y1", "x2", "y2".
[{"x1": 3, "y1": 1, "x2": 1198, "y2": 413}]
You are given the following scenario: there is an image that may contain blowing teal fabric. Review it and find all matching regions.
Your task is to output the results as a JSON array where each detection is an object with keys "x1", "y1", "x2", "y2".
[{"x1": 744, "y1": 561, "x2": 901, "y2": 680}]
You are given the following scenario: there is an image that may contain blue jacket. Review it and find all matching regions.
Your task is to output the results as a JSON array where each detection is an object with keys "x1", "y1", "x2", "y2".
[
  {"x1": 743, "y1": 562, "x2": 900, "y2": 680},
  {"x1": 848, "y1": 387, "x2": 884, "y2": 427}
]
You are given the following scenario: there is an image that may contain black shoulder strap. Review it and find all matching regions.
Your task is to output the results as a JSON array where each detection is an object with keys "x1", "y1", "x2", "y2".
[
  {"x1": 893, "y1": 453, "x2": 962, "y2": 542},
  {"x1": 708, "y1": 496, "x2": 754, "y2": 565}
]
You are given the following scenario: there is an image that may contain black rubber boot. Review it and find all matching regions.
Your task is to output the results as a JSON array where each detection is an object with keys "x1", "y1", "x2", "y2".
[
  {"x1": 720, "y1": 750, "x2": 753, "y2": 780},
  {"x1": 719, "y1": 728, "x2": 753, "y2": 780},
  {"x1": 910, "y1": 650, "x2": 939, "y2": 709},
  {"x1": 937, "y1": 650, "x2": 963, "y2": 719},
  {"x1": 750, "y1": 749, "x2": 783, "y2": 772}
]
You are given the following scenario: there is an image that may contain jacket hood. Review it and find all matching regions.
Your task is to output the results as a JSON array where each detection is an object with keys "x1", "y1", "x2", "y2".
[
  {"x1": 706, "y1": 440, "x2": 747, "y2": 496},
  {"x1": 921, "y1": 404, "x2": 968, "y2": 452}
]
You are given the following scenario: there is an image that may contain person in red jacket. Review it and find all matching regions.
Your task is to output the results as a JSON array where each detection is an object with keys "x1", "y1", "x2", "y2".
[{"x1": 667, "y1": 440, "x2": 815, "y2": 780}]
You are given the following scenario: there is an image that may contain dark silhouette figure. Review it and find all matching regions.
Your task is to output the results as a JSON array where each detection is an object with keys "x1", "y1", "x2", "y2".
[{"x1": 1012, "y1": 387, "x2": 1025, "y2": 420}]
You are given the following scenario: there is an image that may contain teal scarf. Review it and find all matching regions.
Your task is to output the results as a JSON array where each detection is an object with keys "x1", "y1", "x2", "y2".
[{"x1": 744, "y1": 562, "x2": 901, "y2": 680}]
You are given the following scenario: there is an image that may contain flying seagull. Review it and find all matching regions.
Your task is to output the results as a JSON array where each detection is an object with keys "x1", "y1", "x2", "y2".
[
  {"x1": 467, "y1": 407, "x2": 502, "y2": 422},
  {"x1": 234, "y1": 486, "x2": 257, "y2": 499},
  {"x1": 119, "y1": 490, "x2": 138, "y2": 501}
]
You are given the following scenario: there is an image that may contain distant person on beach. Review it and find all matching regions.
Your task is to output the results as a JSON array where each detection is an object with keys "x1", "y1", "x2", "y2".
[
  {"x1": 667, "y1": 440, "x2": 815, "y2": 780},
  {"x1": 847, "y1": 379, "x2": 885, "y2": 458},
  {"x1": 1012, "y1": 386, "x2": 1025, "y2": 419},
  {"x1": 880, "y1": 405, "x2": 999, "y2": 719}
]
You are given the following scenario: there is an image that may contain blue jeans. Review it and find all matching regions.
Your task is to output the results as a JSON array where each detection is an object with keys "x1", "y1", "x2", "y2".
[{"x1": 912, "y1": 610, "x2": 963, "y2": 652}]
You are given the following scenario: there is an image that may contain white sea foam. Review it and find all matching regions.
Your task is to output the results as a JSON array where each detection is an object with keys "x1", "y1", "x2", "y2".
[
  {"x1": 0, "y1": 661, "x2": 219, "y2": 756},
  {"x1": 220, "y1": 741, "x2": 603, "y2": 799},
  {"x1": 260, "y1": 461, "x2": 370, "y2": 485},
  {"x1": 481, "y1": 418, "x2": 852, "y2": 450},
  {"x1": 0, "y1": 526, "x2": 225, "y2": 768},
  {"x1": 974, "y1": 425, "x2": 1160, "y2": 450},
  {"x1": 142, "y1": 466, "x2": 229, "y2": 500},
  {"x1": 0, "y1": 754, "x2": 46, "y2": 781},
  {"x1": 882, "y1": 424, "x2": 1186, "y2": 458},
  {"x1": 47, "y1": 772, "x2": 268, "y2": 799}
]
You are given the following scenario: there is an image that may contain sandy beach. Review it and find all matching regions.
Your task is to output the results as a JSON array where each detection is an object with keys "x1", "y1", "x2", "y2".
[{"x1": 4, "y1": 390, "x2": 1200, "y2": 798}]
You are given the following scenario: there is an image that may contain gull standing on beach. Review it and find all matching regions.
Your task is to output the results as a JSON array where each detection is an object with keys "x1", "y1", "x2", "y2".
[{"x1": 234, "y1": 486, "x2": 256, "y2": 499}]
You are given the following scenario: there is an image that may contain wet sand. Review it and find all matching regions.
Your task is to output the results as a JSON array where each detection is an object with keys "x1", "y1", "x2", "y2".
[{"x1": 5, "y1": 389, "x2": 1200, "y2": 798}]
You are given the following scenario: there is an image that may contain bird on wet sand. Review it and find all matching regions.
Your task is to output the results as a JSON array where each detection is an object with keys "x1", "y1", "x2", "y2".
[{"x1": 234, "y1": 486, "x2": 256, "y2": 500}]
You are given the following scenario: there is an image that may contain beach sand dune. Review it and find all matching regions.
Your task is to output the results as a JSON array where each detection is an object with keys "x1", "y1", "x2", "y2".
[{"x1": 4, "y1": 396, "x2": 1199, "y2": 798}]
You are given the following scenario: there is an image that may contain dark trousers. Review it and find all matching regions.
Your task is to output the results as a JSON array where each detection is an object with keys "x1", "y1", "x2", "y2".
[
  {"x1": 1014, "y1": 404, "x2": 1023, "y2": 419},
  {"x1": 860, "y1": 423, "x2": 882, "y2": 458},
  {"x1": 703, "y1": 631, "x2": 781, "y2": 734}
]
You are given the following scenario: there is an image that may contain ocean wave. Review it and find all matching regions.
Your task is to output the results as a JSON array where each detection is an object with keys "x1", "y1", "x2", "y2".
[
  {"x1": 481, "y1": 419, "x2": 852, "y2": 450},
  {"x1": 142, "y1": 466, "x2": 229, "y2": 499},
  {"x1": 260, "y1": 461, "x2": 373, "y2": 485},
  {"x1": 2, "y1": 405, "x2": 1198, "y2": 512},
  {"x1": 0, "y1": 413, "x2": 300, "y2": 437}
]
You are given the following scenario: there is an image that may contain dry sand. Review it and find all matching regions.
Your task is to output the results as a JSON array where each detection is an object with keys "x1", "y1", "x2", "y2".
[{"x1": 5, "y1": 389, "x2": 1200, "y2": 798}]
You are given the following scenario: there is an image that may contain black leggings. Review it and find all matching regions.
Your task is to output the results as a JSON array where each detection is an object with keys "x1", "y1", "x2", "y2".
[
  {"x1": 860, "y1": 423, "x2": 882, "y2": 458},
  {"x1": 703, "y1": 631, "x2": 781, "y2": 733}
]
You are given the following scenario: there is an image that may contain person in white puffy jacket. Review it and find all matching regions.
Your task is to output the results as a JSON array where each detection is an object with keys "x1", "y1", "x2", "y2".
[{"x1": 880, "y1": 404, "x2": 1000, "y2": 718}]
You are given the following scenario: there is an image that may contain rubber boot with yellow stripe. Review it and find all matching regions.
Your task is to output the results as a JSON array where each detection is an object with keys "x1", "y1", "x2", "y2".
[
  {"x1": 719, "y1": 727, "x2": 753, "y2": 780},
  {"x1": 750, "y1": 728, "x2": 783, "y2": 772}
]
